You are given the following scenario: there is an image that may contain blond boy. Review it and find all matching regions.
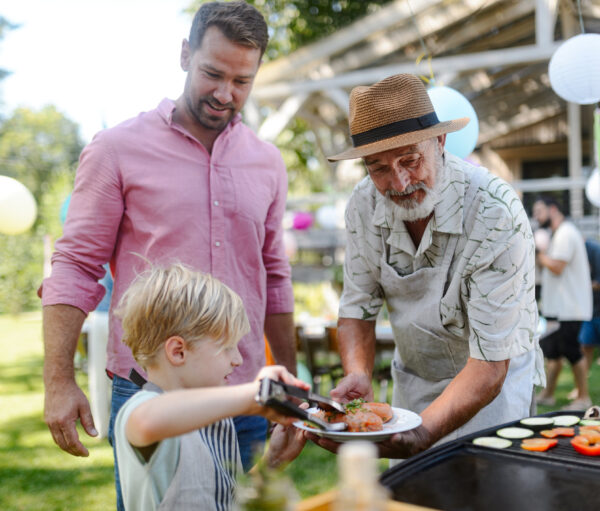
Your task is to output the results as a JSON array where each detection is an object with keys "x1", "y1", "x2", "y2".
[{"x1": 114, "y1": 263, "x2": 308, "y2": 511}]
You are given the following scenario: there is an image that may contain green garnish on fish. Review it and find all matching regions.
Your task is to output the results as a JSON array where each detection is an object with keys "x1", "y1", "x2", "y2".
[{"x1": 344, "y1": 398, "x2": 366, "y2": 414}]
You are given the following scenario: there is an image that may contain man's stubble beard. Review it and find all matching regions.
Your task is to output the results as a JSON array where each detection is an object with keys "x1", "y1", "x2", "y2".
[{"x1": 185, "y1": 92, "x2": 234, "y2": 133}]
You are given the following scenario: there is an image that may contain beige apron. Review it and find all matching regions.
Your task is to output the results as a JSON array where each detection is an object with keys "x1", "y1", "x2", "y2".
[{"x1": 382, "y1": 169, "x2": 535, "y2": 445}]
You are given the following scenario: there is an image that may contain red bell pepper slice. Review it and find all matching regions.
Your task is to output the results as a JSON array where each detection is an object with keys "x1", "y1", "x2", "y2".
[
  {"x1": 571, "y1": 435, "x2": 600, "y2": 456},
  {"x1": 578, "y1": 428, "x2": 600, "y2": 443},
  {"x1": 521, "y1": 438, "x2": 558, "y2": 452},
  {"x1": 540, "y1": 427, "x2": 575, "y2": 438}
]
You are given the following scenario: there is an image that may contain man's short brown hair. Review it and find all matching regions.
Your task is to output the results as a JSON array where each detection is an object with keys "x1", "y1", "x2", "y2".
[{"x1": 189, "y1": 1, "x2": 269, "y2": 57}]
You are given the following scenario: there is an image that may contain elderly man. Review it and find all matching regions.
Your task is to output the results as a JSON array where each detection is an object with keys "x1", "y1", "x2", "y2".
[{"x1": 318, "y1": 74, "x2": 544, "y2": 458}]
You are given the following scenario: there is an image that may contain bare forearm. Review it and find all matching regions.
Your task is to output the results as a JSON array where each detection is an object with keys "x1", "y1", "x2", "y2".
[
  {"x1": 421, "y1": 358, "x2": 509, "y2": 444},
  {"x1": 337, "y1": 317, "x2": 376, "y2": 376},
  {"x1": 127, "y1": 382, "x2": 261, "y2": 446},
  {"x1": 264, "y1": 312, "x2": 296, "y2": 374},
  {"x1": 43, "y1": 304, "x2": 87, "y2": 384},
  {"x1": 537, "y1": 253, "x2": 566, "y2": 276}
]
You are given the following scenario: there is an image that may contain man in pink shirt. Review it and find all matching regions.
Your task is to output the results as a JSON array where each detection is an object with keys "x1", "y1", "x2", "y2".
[{"x1": 40, "y1": 2, "x2": 295, "y2": 508}]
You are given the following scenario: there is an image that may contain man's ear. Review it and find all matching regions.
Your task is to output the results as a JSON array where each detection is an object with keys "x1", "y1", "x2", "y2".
[
  {"x1": 180, "y1": 39, "x2": 191, "y2": 72},
  {"x1": 437, "y1": 133, "x2": 447, "y2": 150},
  {"x1": 164, "y1": 336, "x2": 187, "y2": 366}
]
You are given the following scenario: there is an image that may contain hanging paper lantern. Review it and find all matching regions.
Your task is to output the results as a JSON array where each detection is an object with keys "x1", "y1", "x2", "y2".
[
  {"x1": 549, "y1": 34, "x2": 600, "y2": 105},
  {"x1": 428, "y1": 86, "x2": 479, "y2": 159},
  {"x1": 0, "y1": 176, "x2": 37, "y2": 235},
  {"x1": 316, "y1": 204, "x2": 338, "y2": 229},
  {"x1": 585, "y1": 168, "x2": 600, "y2": 207}
]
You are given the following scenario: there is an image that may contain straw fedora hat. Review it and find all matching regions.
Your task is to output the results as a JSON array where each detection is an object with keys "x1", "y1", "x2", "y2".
[{"x1": 328, "y1": 74, "x2": 470, "y2": 161}]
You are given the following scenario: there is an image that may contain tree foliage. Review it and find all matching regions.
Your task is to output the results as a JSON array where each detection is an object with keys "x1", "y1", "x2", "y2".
[
  {"x1": 189, "y1": 0, "x2": 394, "y2": 60},
  {"x1": 0, "y1": 107, "x2": 84, "y2": 313},
  {"x1": 247, "y1": 0, "x2": 394, "y2": 61}
]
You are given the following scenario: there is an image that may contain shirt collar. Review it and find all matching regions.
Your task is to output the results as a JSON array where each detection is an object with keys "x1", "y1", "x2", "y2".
[{"x1": 370, "y1": 153, "x2": 466, "y2": 255}]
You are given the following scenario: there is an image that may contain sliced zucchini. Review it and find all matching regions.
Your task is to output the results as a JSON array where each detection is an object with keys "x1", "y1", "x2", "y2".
[
  {"x1": 473, "y1": 437, "x2": 512, "y2": 449},
  {"x1": 496, "y1": 427, "x2": 534, "y2": 439},
  {"x1": 519, "y1": 417, "x2": 554, "y2": 431},
  {"x1": 579, "y1": 419, "x2": 600, "y2": 427},
  {"x1": 552, "y1": 415, "x2": 580, "y2": 427}
]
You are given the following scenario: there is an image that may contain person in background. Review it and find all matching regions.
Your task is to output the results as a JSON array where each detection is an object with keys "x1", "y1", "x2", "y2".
[
  {"x1": 533, "y1": 196, "x2": 593, "y2": 410},
  {"x1": 310, "y1": 73, "x2": 544, "y2": 459},
  {"x1": 576, "y1": 238, "x2": 600, "y2": 381},
  {"x1": 39, "y1": 2, "x2": 296, "y2": 508},
  {"x1": 115, "y1": 263, "x2": 306, "y2": 511}
]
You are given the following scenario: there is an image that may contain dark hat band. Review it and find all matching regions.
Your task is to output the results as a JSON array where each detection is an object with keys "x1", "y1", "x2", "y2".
[{"x1": 351, "y1": 112, "x2": 439, "y2": 147}]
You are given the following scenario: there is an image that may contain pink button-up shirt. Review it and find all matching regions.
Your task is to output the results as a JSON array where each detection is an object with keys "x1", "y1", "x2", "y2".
[{"x1": 41, "y1": 98, "x2": 294, "y2": 384}]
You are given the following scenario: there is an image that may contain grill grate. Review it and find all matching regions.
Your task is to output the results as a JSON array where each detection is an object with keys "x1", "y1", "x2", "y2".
[{"x1": 465, "y1": 426, "x2": 600, "y2": 468}]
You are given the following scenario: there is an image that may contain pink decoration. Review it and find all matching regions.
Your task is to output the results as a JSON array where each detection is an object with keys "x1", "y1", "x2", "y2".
[{"x1": 292, "y1": 211, "x2": 313, "y2": 230}]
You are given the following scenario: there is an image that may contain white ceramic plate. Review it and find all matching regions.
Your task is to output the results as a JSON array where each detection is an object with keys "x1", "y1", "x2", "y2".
[{"x1": 293, "y1": 407, "x2": 422, "y2": 442}]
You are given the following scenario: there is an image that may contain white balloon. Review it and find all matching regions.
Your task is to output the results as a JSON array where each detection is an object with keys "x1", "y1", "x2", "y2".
[
  {"x1": 585, "y1": 168, "x2": 600, "y2": 207},
  {"x1": 0, "y1": 176, "x2": 38, "y2": 235},
  {"x1": 549, "y1": 34, "x2": 600, "y2": 105}
]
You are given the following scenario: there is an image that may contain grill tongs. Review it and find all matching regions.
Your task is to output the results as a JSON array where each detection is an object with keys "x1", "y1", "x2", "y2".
[{"x1": 255, "y1": 378, "x2": 347, "y2": 432}]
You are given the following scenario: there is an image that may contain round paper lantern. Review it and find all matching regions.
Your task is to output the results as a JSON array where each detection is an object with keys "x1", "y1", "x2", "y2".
[
  {"x1": 316, "y1": 204, "x2": 338, "y2": 229},
  {"x1": 585, "y1": 167, "x2": 600, "y2": 207},
  {"x1": 428, "y1": 86, "x2": 479, "y2": 159},
  {"x1": 549, "y1": 34, "x2": 600, "y2": 105},
  {"x1": 0, "y1": 176, "x2": 37, "y2": 235}
]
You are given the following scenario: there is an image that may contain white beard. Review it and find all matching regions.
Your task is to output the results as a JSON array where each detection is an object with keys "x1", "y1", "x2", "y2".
[{"x1": 384, "y1": 154, "x2": 445, "y2": 222}]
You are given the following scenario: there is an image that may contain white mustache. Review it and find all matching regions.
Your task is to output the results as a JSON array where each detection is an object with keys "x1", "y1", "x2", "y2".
[{"x1": 388, "y1": 183, "x2": 428, "y2": 197}]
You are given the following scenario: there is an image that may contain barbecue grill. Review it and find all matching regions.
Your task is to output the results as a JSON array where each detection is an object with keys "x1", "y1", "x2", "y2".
[{"x1": 380, "y1": 411, "x2": 600, "y2": 511}]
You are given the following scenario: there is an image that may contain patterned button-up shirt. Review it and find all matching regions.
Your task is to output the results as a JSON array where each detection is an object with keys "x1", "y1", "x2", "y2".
[{"x1": 340, "y1": 153, "x2": 544, "y2": 384}]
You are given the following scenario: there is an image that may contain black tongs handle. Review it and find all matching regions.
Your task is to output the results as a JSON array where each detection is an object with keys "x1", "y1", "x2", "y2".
[
  {"x1": 255, "y1": 378, "x2": 346, "y2": 432},
  {"x1": 275, "y1": 381, "x2": 345, "y2": 413}
]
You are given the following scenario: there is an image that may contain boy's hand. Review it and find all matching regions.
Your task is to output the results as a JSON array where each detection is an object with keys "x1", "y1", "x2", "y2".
[
  {"x1": 254, "y1": 365, "x2": 310, "y2": 391},
  {"x1": 252, "y1": 365, "x2": 311, "y2": 425},
  {"x1": 264, "y1": 418, "x2": 308, "y2": 468}
]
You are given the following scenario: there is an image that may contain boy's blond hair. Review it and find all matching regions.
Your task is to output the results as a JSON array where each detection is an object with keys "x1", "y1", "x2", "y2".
[{"x1": 116, "y1": 263, "x2": 250, "y2": 368}]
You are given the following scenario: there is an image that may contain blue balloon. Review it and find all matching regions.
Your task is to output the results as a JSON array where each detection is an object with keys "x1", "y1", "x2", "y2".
[
  {"x1": 427, "y1": 86, "x2": 479, "y2": 159},
  {"x1": 59, "y1": 194, "x2": 71, "y2": 225}
]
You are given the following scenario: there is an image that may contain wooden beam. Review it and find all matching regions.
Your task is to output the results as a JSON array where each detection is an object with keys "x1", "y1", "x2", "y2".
[
  {"x1": 257, "y1": 93, "x2": 308, "y2": 142},
  {"x1": 325, "y1": 0, "x2": 510, "y2": 77},
  {"x1": 535, "y1": 0, "x2": 559, "y2": 46},
  {"x1": 477, "y1": 92, "x2": 564, "y2": 144},
  {"x1": 252, "y1": 43, "x2": 562, "y2": 100}
]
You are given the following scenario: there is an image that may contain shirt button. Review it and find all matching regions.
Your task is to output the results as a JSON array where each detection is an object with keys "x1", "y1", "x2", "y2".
[
  {"x1": 214, "y1": 200, "x2": 219, "y2": 206},
  {"x1": 215, "y1": 241, "x2": 221, "y2": 247}
]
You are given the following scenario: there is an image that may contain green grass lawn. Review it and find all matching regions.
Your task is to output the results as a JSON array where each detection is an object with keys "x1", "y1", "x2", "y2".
[
  {"x1": 1, "y1": 312, "x2": 599, "y2": 510},
  {"x1": 0, "y1": 312, "x2": 339, "y2": 510}
]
